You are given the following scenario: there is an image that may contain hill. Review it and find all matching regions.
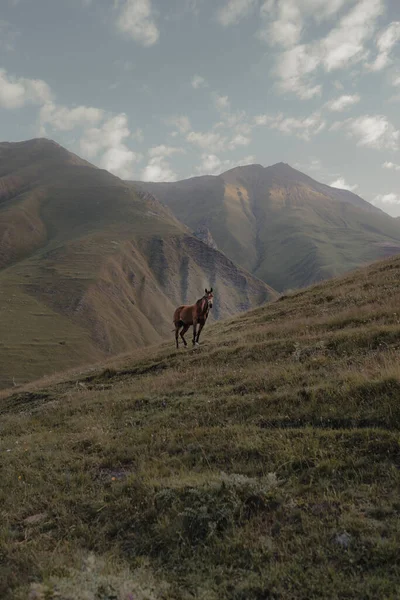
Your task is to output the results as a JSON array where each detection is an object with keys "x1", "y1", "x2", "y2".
[
  {"x1": 1, "y1": 253, "x2": 400, "y2": 599},
  {"x1": 0, "y1": 139, "x2": 275, "y2": 388},
  {"x1": 135, "y1": 163, "x2": 400, "y2": 291}
]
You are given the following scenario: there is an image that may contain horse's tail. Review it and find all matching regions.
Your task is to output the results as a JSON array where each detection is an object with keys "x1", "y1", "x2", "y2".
[{"x1": 173, "y1": 306, "x2": 184, "y2": 325}]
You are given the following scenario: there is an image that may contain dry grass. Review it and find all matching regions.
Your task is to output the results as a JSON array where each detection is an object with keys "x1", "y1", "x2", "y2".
[{"x1": 1, "y1": 255, "x2": 400, "y2": 599}]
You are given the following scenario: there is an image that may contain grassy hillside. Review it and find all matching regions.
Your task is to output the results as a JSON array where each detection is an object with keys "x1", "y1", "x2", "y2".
[
  {"x1": 1, "y1": 254, "x2": 400, "y2": 599},
  {"x1": 0, "y1": 139, "x2": 275, "y2": 388},
  {"x1": 136, "y1": 162, "x2": 400, "y2": 292}
]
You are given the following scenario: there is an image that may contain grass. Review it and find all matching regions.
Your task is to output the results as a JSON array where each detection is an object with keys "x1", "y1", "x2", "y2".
[{"x1": 1, "y1": 255, "x2": 400, "y2": 599}]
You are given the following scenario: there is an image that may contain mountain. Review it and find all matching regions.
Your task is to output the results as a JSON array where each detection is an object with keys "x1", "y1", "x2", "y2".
[
  {"x1": 2, "y1": 253, "x2": 400, "y2": 599},
  {"x1": 0, "y1": 139, "x2": 275, "y2": 388},
  {"x1": 135, "y1": 162, "x2": 400, "y2": 291}
]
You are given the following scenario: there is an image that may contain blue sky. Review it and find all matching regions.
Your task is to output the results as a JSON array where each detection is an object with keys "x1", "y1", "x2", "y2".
[{"x1": 1, "y1": 0, "x2": 400, "y2": 214}]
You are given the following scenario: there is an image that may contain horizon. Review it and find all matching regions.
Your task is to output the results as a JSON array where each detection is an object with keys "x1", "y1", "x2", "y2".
[
  {"x1": 0, "y1": 0, "x2": 399, "y2": 213},
  {"x1": 0, "y1": 136, "x2": 369, "y2": 198}
]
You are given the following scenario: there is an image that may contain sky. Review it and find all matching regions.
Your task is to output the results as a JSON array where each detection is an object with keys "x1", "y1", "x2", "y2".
[{"x1": 1, "y1": 0, "x2": 400, "y2": 214}]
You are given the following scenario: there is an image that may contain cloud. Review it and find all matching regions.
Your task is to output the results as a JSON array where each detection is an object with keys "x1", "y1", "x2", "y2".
[
  {"x1": 272, "y1": 0, "x2": 384, "y2": 98},
  {"x1": 115, "y1": 0, "x2": 159, "y2": 46},
  {"x1": 166, "y1": 115, "x2": 191, "y2": 134},
  {"x1": 325, "y1": 94, "x2": 360, "y2": 111},
  {"x1": 367, "y1": 21, "x2": 400, "y2": 71},
  {"x1": 383, "y1": 161, "x2": 400, "y2": 171},
  {"x1": 39, "y1": 103, "x2": 104, "y2": 132},
  {"x1": 216, "y1": 0, "x2": 258, "y2": 27},
  {"x1": 191, "y1": 75, "x2": 207, "y2": 89},
  {"x1": 373, "y1": 193, "x2": 400, "y2": 205},
  {"x1": 254, "y1": 114, "x2": 273, "y2": 126},
  {"x1": 186, "y1": 127, "x2": 251, "y2": 153},
  {"x1": 214, "y1": 94, "x2": 230, "y2": 111},
  {"x1": 257, "y1": 0, "x2": 350, "y2": 49},
  {"x1": 80, "y1": 113, "x2": 141, "y2": 179},
  {"x1": 331, "y1": 115, "x2": 399, "y2": 150},
  {"x1": 195, "y1": 153, "x2": 255, "y2": 176},
  {"x1": 0, "y1": 69, "x2": 53, "y2": 109},
  {"x1": 186, "y1": 130, "x2": 228, "y2": 152},
  {"x1": 141, "y1": 145, "x2": 183, "y2": 182},
  {"x1": 148, "y1": 145, "x2": 183, "y2": 158},
  {"x1": 322, "y1": 0, "x2": 384, "y2": 71},
  {"x1": 269, "y1": 111, "x2": 326, "y2": 140},
  {"x1": 329, "y1": 177, "x2": 358, "y2": 191},
  {"x1": 274, "y1": 43, "x2": 322, "y2": 98}
]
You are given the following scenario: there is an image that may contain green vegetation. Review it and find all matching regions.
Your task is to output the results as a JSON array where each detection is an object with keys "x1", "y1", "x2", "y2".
[
  {"x1": 138, "y1": 162, "x2": 400, "y2": 292},
  {"x1": 1, "y1": 255, "x2": 400, "y2": 599}
]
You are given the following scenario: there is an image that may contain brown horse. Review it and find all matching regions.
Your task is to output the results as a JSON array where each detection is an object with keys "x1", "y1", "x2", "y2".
[{"x1": 173, "y1": 288, "x2": 214, "y2": 349}]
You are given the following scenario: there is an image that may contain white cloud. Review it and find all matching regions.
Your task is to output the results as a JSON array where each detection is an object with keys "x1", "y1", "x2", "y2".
[
  {"x1": 274, "y1": 43, "x2": 322, "y2": 98},
  {"x1": 329, "y1": 177, "x2": 358, "y2": 191},
  {"x1": 214, "y1": 94, "x2": 230, "y2": 111},
  {"x1": 367, "y1": 21, "x2": 400, "y2": 71},
  {"x1": 196, "y1": 153, "x2": 232, "y2": 175},
  {"x1": 322, "y1": 0, "x2": 384, "y2": 71},
  {"x1": 187, "y1": 130, "x2": 228, "y2": 152},
  {"x1": 325, "y1": 94, "x2": 360, "y2": 111},
  {"x1": 195, "y1": 153, "x2": 255, "y2": 176},
  {"x1": 392, "y1": 74, "x2": 400, "y2": 87},
  {"x1": 383, "y1": 161, "x2": 400, "y2": 171},
  {"x1": 115, "y1": 0, "x2": 159, "y2": 46},
  {"x1": 148, "y1": 145, "x2": 183, "y2": 158},
  {"x1": 0, "y1": 69, "x2": 53, "y2": 109},
  {"x1": 216, "y1": 0, "x2": 258, "y2": 27},
  {"x1": 373, "y1": 193, "x2": 400, "y2": 205},
  {"x1": 272, "y1": 0, "x2": 384, "y2": 98},
  {"x1": 166, "y1": 115, "x2": 191, "y2": 134},
  {"x1": 331, "y1": 115, "x2": 399, "y2": 150},
  {"x1": 141, "y1": 145, "x2": 182, "y2": 182},
  {"x1": 258, "y1": 0, "x2": 350, "y2": 48},
  {"x1": 269, "y1": 111, "x2": 326, "y2": 140},
  {"x1": 80, "y1": 113, "x2": 141, "y2": 179},
  {"x1": 227, "y1": 133, "x2": 251, "y2": 149},
  {"x1": 191, "y1": 75, "x2": 207, "y2": 89},
  {"x1": 40, "y1": 103, "x2": 104, "y2": 132},
  {"x1": 254, "y1": 114, "x2": 273, "y2": 126},
  {"x1": 186, "y1": 126, "x2": 251, "y2": 153}
]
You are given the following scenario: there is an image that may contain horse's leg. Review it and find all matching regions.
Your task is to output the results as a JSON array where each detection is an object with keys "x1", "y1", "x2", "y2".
[
  {"x1": 175, "y1": 324, "x2": 180, "y2": 349},
  {"x1": 180, "y1": 323, "x2": 189, "y2": 347},
  {"x1": 192, "y1": 320, "x2": 198, "y2": 346},
  {"x1": 196, "y1": 321, "x2": 205, "y2": 344}
]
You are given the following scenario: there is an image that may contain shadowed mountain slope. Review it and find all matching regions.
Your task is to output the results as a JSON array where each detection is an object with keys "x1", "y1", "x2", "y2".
[
  {"x1": 136, "y1": 162, "x2": 400, "y2": 291},
  {"x1": 0, "y1": 139, "x2": 275, "y2": 388}
]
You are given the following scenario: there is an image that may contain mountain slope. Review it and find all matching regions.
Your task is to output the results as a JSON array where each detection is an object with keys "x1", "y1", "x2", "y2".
[
  {"x1": 136, "y1": 163, "x2": 400, "y2": 291},
  {"x1": 0, "y1": 139, "x2": 275, "y2": 388},
  {"x1": 1, "y1": 253, "x2": 400, "y2": 599}
]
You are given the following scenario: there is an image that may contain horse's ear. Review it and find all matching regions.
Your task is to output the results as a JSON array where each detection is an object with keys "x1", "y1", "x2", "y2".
[
  {"x1": 205, "y1": 288, "x2": 208, "y2": 294},
  {"x1": 210, "y1": 287, "x2": 213, "y2": 293}
]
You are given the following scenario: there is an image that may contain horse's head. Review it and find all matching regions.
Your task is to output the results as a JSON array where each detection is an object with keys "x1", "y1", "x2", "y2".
[{"x1": 205, "y1": 288, "x2": 213, "y2": 309}]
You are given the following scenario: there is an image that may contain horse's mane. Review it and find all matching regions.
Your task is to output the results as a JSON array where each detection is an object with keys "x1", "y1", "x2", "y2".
[{"x1": 196, "y1": 296, "x2": 207, "y2": 313}]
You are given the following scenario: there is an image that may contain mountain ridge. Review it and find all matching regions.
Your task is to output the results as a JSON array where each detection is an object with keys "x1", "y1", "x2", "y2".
[{"x1": 135, "y1": 162, "x2": 400, "y2": 291}]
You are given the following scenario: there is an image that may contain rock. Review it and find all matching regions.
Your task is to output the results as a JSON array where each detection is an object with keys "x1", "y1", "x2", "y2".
[
  {"x1": 24, "y1": 512, "x2": 48, "y2": 525},
  {"x1": 335, "y1": 531, "x2": 351, "y2": 548}
]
